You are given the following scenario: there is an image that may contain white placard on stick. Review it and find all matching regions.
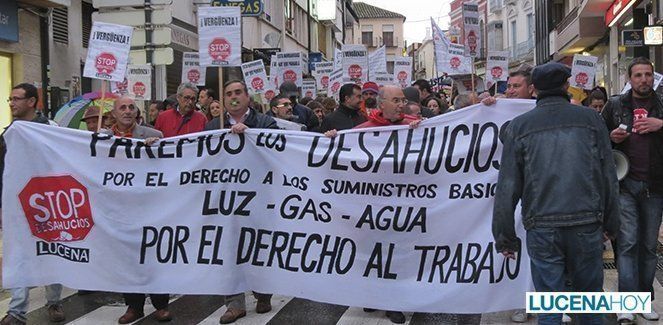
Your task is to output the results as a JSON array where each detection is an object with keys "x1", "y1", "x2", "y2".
[
  {"x1": 486, "y1": 51, "x2": 509, "y2": 88},
  {"x1": 393, "y1": 57, "x2": 413, "y2": 89},
  {"x1": 342, "y1": 44, "x2": 368, "y2": 85},
  {"x1": 241, "y1": 60, "x2": 269, "y2": 96},
  {"x1": 198, "y1": 6, "x2": 241, "y2": 67},
  {"x1": 83, "y1": 21, "x2": 133, "y2": 82},
  {"x1": 276, "y1": 52, "x2": 304, "y2": 88},
  {"x1": 301, "y1": 79, "x2": 317, "y2": 98},
  {"x1": 570, "y1": 54, "x2": 598, "y2": 90},
  {"x1": 126, "y1": 64, "x2": 152, "y2": 100},
  {"x1": 181, "y1": 52, "x2": 206, "y2": 86},
  {"x1": 314, "y1": 62, "x2": 334, "y2": 93}
]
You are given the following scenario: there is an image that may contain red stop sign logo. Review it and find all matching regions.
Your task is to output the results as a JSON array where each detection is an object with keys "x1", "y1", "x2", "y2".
[
  {"x1": 133, "y1": 82, "x2": 146, "y2": 97},
  {"x1": 208, "y1": 38, "x2": 231, "y2": 61},
  {"x1": 331, "y1": 81, "x2": 341, "y2": 93},
  {"x1": 251, "y1": 77, "x2": 265, "y2": 91},
  {"x1": 348, "y1": 64, "x2": 362, "y2": 79},
  {"x1": 283, "y1": 70, "x2": 297, "y2": 83},
  {"x1": 265, "y1": 90, "x2": 276, "y2": 100},
  {"x1": 491, "y1": 66, "x2": 503, "y2": 79},
  {"x1": 187, "y1": 69, "x2": 201, "y2": 83},
  {"x1": 95, "y1": 52, "x2": 117, "y2": 75},
  {"x1": 575, "y1": 72, "x2": 589, "y2": 87},
  {"x1": 321, "y1": 76, "x2": 330, "y2": 88},
  {"x1": 19, "y1": 176, "x2": 94, "y2": 242},
  {"x1": 450, "y1": 57, "x2": 461, "y2": 69}
]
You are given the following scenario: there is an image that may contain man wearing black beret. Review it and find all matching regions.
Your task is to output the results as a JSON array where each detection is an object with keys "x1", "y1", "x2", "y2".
[{"x1": 492, "y1": 62, "x2": 620, "y2": 324}]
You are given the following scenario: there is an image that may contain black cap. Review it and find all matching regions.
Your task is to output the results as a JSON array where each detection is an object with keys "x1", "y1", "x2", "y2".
[{"x1": 531, "y1": 62, "x2": 571, "y2": 91}]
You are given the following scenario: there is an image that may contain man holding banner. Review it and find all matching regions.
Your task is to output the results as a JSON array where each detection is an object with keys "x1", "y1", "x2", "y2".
[
  {"x1": 1, "y1": 83, "x2": 65, "y2": 325},
  {"x1": 493, "y1": 62, "x2": 619, "y2": 325}
]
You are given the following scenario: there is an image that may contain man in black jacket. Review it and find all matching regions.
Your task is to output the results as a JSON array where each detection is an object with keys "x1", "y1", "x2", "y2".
[
  {"x1": 1, "y1": 83, "x2": 65, "y2": 325},
  {"x1": 493, "y1": 62, "x2": 619, "y2": 325},
  {"x1": 274, "y1": 81, "x2": 319, "y2": 131},
  {"x1": 318, "y1": 83, "x2": 365, "y2": 133},
  {"x1": 203, "y1": 80, "x2": 276, "y2": 324},
  {"x1": 601, "y1": 57, "x2": 663, "y2": 322},
  {"x1": 204, "y1": 80, "x2": 277, "y2": 132}
]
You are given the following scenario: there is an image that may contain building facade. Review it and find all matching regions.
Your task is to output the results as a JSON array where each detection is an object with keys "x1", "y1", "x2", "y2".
[{"x1": 345, "y1": 1, "x2": 405, "y2": 73}]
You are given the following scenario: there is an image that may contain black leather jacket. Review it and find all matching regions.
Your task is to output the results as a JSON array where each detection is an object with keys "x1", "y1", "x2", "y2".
[
  {"x1": 601, "y1": 90, "x2": 663, "y2": 193},
  {"x1": 493, "y1": 93, "x2": 620, "y2": 252},
  {"x1": 204, "y1": 108, "x2": 278, "y2": 130}
]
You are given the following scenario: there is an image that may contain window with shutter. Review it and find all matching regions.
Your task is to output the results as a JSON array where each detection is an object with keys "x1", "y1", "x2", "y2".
[{"x1": 52, "y1": 8, "x2": 69, "y2": 45}]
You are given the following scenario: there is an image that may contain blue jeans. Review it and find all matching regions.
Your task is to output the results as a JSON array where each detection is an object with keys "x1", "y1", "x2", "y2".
[
  {"x1": 617, "y1": 177, "x2": 663, "y2": 299},
  {"x1": 8, "y1": 284, "x2": 63, "y2": 322},
  {"x1": 527, "y1": 223, "x2": 604, "y2": 325}
]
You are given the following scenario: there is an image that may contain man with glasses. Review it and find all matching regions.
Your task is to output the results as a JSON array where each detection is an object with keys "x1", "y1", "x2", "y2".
[
  {"x1": 154, "y1": 82, "x2": 208, "y2": 137},
  {"x1": 1, "y1": 83, "x2": 65, "y2": 325},
  {"x1": 269, "y1": 95, "x2": 306, "y2": 130}
]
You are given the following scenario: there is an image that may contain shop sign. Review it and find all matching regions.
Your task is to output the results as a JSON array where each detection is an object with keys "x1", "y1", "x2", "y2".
[
  {"x1": 622, "y1": 29, "x2": 644, "y2": 47},
  {"x1": 0, "y1": 1, "x2": 18, "y2": 43},
  {"x1": 211, "y1": 0, "x2": 263, "y2": 17},
  {"x1": 644, "y1": 26, "x2": 663, "y2": 45},
  {"x1": 605, "y1": 0, "x2": 636, "y2": 27}
]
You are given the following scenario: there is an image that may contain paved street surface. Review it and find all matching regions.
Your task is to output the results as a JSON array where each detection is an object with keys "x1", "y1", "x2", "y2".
[{"x1": 1, "y1": 232, "x2": 663, "y2": 324}]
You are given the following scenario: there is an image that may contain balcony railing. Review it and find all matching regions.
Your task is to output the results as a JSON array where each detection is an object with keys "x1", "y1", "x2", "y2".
[
  {"x1": 489, "y1": 0, "x2": 503, "y2": 13},
  {"x1": 505, "y1": 38, "x2": 534, "y2": 61}
]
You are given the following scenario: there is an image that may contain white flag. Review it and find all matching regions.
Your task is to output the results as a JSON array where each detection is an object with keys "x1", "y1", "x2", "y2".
[
  {"x1": 181, "y1": 52, "x2": 206, "y2": 86},
  {"x1": 83, "y1": 22, "x2": 133, "y2": 82},
  {"x1": 432, "y1": 18, "x2": 472, "y2": 76},
  {"x1": 393, "y1": 57, "x2": 413, "y2": 89},
  {"x1": 342, "y1": 44, "x2": 368, "y2": 85},
  {"x1": 334, "y1": 48, "x2": 343, "y2": 70},
  {"x1": 570, "y1": 54, "x2": 598, "y2": 90},
  {"x1": 369, "y1": 46, "x2": 387, "y2": 79},
  {"x1": 241, "y1": 60, "x2": 269, "y2": 96},
  {"x1": 486, "y1": 51, "x2": 509, "y2": 88},
  {"x1": 198, "y1": 6, "x2": 241, "y2": 67}
]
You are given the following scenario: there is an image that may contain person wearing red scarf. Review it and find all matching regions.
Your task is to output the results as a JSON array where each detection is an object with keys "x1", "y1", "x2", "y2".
[{"x1": 355, "y1": 85, "x2": 420, "y2": 129}]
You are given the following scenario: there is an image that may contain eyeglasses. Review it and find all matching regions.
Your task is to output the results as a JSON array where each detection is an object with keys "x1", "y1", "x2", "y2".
[
  {"x1": 7, "y1": 97, "x2": 28, "y2": 103},
  {"x1": 389, "y1": 97, "x2": 408, "y2": 104},
  {"x1": 180, "y1": 95, "x2": 197, "y2": 102},
  {"x1": 275, "y1": 102, "x2": 292, "y2": 108}
]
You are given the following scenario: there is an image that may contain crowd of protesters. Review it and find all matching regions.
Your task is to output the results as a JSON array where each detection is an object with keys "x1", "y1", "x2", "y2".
[{"x1": 1, "y1": 56, "x2": 663, "y2": 325}]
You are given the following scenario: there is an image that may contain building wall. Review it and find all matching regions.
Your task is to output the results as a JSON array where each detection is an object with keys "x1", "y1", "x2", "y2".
[
  {"x1": 415, "y1": 38, "x2": 435, "y2": 79},
  {"x1": 49, "y1": 0, "x2": 85, "y2": 98},
  {"x1": 0, "y1": 9, "x2": 42, "y2": 86},
  {"x1": 350, "y1": 17, "x2": 405, "y2": 56},
  {"x1": 486, "y1": 0, "x2": 534, "y2": 67}
]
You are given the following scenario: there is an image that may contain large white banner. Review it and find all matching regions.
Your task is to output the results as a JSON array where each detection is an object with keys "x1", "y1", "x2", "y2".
[
  {"x1": 3, "y1": 101, "x2": 535, "y2": 313},
  {"x1": 181, "y1": 52, "x2": 206, "y2": 86},
  {"x1": 198, "y1": 6, "x2": 241, "y2": 67},
  {"x1": 570, "y1": 54, "x2": 598, "y2": 90},
  {"x1": 393, "y1": 57, "x2": 413, "y2": 89},
  {"x1": 462, "y1": 1, "x2": 481, "y2": 57},
  {"x1": 369, "y1": 46, "x2": 387, "y2": 79},
  {"x1": 276, "y1": 52, "x2": 304, "y2": 88},
  {"x1": 342, "y1": 44, "x2": 368, "y2": 85},
  {"x1": 241, "y1": 60, "x2": 269, "y2": 96},
  {"x1": 314, "y1": 62, "x2": 334, "y2": 92},
  {"x1": 126, "y1": 64, "x2": 152, "y2": 100},
  {"x1": 486, "y1": 51, "x2": 509, "y2": 88},
  {"x1": 83, "y1": 22, "x2": 133, "y2": 82}
]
